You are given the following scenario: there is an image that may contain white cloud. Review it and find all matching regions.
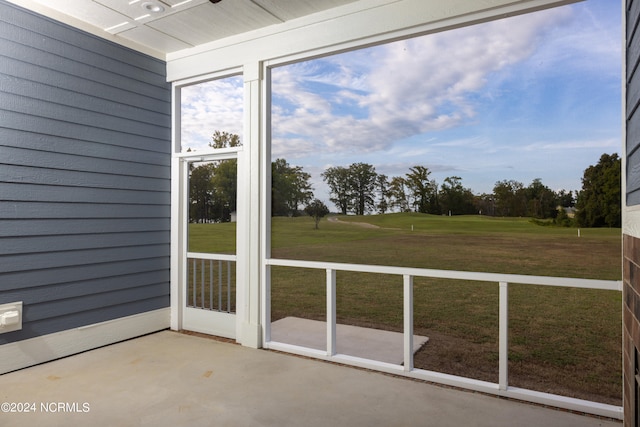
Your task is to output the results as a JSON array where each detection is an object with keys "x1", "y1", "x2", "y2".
[
  {"x1": 520, "y1": 138, "x2": 620, "y2": 152},
  {"x1": 181, "y1": 76, "x2": 244, "y2": 151},
  {"x1": 271, "y1": 6, "x2": 573, "y2": 158},
  {"x1": 177, "y1": 0, "x2": 620, "y2": 200},
  {"x1": 431, "y1": 136, "x2": 491, "y2": 148}
]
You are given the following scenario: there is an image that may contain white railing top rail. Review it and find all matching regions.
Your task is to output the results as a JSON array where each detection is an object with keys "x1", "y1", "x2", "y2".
[
  {"x1": 188, "y1": 252, "x2": 237, "y2": 262},
  {"x1": 265, "y1": 258, "x2": 621, "y2": 291}
]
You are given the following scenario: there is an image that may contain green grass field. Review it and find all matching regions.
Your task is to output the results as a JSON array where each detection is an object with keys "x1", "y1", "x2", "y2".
[{"x1": 190, "y1": 213, "x2": 622, "y2": 405}]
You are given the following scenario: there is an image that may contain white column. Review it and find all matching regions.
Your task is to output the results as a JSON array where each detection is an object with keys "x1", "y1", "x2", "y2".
[
  {"x1": 169, "y1": 83, "x2": 183, "y2": 331},
  {"x1": 238, "y1": 61, "x2": 264, "y2": 348},
  {"x1": 261, "y1": 66, "x2": 273, "y2": 344}
]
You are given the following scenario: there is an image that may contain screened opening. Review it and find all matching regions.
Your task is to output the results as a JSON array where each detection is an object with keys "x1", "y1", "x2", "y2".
[
  {"x1": 179, "y1": 74, "x2": 243, "y2": 335},
  {"x1": 267, "y1": 0, "x2": 621, "y2": 405}
]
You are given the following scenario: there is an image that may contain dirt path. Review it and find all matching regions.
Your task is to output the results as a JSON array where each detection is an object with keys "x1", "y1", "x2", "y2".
[{"x1": 327, "y1": 216, "x2": 380, "y2": 229}]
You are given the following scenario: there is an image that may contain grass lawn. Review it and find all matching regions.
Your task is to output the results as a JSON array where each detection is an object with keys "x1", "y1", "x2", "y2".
[{"x1": 190, "y1": 213, "x2": 622, "y2": 405}]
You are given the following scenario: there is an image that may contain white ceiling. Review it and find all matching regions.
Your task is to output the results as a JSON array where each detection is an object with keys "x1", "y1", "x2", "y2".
[{"x1": 27, "y1": 0, "x2": 360, "y2": 57}]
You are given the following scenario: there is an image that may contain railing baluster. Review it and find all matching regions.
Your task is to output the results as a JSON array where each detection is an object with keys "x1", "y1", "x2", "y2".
[
  {"x1": 403, "y1": 274, "x2": 414, "y2": 372},
  {"x1": 218, "y1": 260, "x2": 223, "y2": 312},
  {"x1": 186, "y1": 254, "x2": 236, "y2": 313},
  {"x1": 327, "y1": 268, "x2": 336, "y2": 356},
  {"x1": 191, "y1": 258, "x2": 196, "y2": 307},
  {"x1": 209, "y1": 260, "x2": 213, "y2": 310},
  {"x1": 201, "y1": 259, "x2": 205, "y2": 309},
  {"x1": 499, "y1": 281, "x2": 509, "y2": 391},
  {"x1": 227, "y1": 261, "x2": 231, "y2": 313}
]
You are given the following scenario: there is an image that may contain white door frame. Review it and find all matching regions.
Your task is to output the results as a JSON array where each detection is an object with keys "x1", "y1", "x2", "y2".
[
  {"x1": 170, "y1": 67, "x2": 264, "y2": 347},
  {"x1": 169, "y1": 67, "x2": 258, "y2": 344}
]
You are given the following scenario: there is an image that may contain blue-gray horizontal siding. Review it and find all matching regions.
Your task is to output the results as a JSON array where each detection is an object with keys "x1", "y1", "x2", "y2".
[
  {"x1": 0, "y1": 0, "x2": 171, "y2": 344},
  {"x1": 628, "y1": 0, "x2": 640, "y2": 205}
]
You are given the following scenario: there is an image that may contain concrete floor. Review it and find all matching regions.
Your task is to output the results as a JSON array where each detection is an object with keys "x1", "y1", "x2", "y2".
[
  {"x1": 270, "y1": 316, "x2": 429, "y2": 364},
  {"x1": 0, "y1": 331, "x2": 621, "y2": 427}
]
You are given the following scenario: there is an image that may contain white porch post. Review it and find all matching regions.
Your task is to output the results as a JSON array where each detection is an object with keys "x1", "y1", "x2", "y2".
[
  {"x1": 261, "y1": 66, "x2": 273, "y2": 344},
  {"x1": 170, "y1": 83, "x2": 183, "y2": 331},
  {"x1": 238, "y1": 61, "x2": 264, "y2": 348}
]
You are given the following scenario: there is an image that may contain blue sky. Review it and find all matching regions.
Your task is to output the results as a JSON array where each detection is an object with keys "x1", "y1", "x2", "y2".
[{"x1": 182, "y1": 0, "x2": 621, "y2": 206}]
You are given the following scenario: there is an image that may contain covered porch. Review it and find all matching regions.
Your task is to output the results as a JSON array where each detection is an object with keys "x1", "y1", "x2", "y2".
[
  {"x1": 0, "y1": 0, "x2": 630, "y2": 424},
  {"x1": 0, "y1": 331, "x2": 621, "y2": 427}
]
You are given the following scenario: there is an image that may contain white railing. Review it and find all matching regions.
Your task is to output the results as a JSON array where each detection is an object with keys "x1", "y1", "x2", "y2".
[
  {"x1": 263, "y1": 258, "x2": 623, "y2": 420},
  {"x1": 187, "y1": 252, "x2": 236, "y2": 313}
]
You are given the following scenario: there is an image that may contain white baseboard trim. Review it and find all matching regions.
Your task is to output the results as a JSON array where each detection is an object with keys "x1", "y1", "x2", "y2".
[{"x1": 0, "y1": 308, "x2": 170, "y2": 375}]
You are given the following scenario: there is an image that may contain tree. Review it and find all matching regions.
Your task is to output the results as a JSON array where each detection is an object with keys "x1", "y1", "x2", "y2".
[
  {"x1": 575, "y1": 153, "x2": 621, "y2": 227},
  {"x1": 305, "y1": 199, "x2": 330, "y2": 229},
  {"x1": 376, "y1": 174, "x2": 390, "y2": 214},
  {"x1": 475, "y1": 193, "x2": 495, "y2": 216},
  {"x1": 189, "y1": 163, "x2": 215, "y2": 223},
  {"x1": 556, "y1": 190, "x2": 575, "y2": 208},
  {"x1": 493, "y1": 180, "x2": 526, "y2": 217},
  {"x1": 439, "y1": 176, "x2": 476, "y2": 215},
  {"x1": 555, "y1": 206, "x2": 573, "y2": 227},
  {"x1": 525, "y1": 178, "x2": 557, "y2": 219},
  {"x1": 405, "y1": 166, "x2": 438, "y2": 214},
  {"x1": 388, "y1": 176, "x2": 410, "y2": 212},
  {"x1": 348, "y1": 162, "x2": 378, "y2": 215},
  {"x1": 210, "y1": 159, "x2": 237, "y2": 222},
  {"x1": 272, "y1": 158, "x2": 313, "y2": 217},
  {"x1": 322, "y1": 163, "x2": 378, "y2": 215},
  {"x1": 210, "y1": 130, "x2": 241, "y2": 149},
  {"x1": 322, "y1": 166, "x2": 352, "y2": 215},
  {"x1": 198, "y1": 130, "x2": 242, "y2": 222}
]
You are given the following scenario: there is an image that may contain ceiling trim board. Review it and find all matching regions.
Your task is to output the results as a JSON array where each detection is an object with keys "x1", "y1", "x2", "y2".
[{"x1": 166, "y1": 0, "x2": 576, "y2": 82}]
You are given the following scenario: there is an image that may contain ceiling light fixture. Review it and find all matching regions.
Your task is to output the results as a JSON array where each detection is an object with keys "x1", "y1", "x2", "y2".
[
  {"x1": 210, "y1": 0, "x2": 222, "y2": 4},
  {"x1": 141, "y1": 1, "x2": 165, "y2": 13}
]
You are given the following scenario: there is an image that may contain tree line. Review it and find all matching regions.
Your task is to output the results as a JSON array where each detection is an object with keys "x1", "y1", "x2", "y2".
[
  {"x1": 319, "y1": 153, "x2": 620, "y2": 227},
  {"x1": 189, "y1": 132, "x2": 621, "y2": 228},
  {"x1": 321, "y1": 163, "x2": 570, "y2": 219},
  {"x1": 322, "y1": 153, "x2": 622, "y2": 227}
]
